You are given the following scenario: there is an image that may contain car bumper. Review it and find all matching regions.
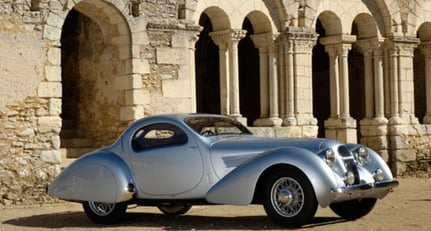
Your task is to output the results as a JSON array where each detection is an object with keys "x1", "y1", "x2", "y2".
[{"x1": 330, "y1": 180, "x2": 399, "y2": 201}]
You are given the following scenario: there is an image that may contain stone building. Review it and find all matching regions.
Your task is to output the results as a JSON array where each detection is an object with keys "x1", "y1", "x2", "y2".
[{"x1": 0, "y1": 0, "x2": 430, "y2": 205}]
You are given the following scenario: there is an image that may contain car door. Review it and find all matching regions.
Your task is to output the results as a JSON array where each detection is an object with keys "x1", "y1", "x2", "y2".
[{"x1": 129, "y1": 122, "x2": 204, "y2": 196}]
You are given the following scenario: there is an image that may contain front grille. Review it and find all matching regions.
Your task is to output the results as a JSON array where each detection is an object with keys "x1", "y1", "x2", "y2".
[{"x1": 338, "y1": 145, "x2": 360, "y2": 184}]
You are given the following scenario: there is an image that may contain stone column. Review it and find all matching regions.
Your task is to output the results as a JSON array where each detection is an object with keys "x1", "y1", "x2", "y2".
[
  {"x1": 210, "y1": 29, "x2": 247, "y2": 124},
  {"x1": 276, "y1": 27, "x2": 317, "y2": 138},
  {"x1": 374, "y1": 47, "x2": 385, "y2": 118},
  {"x1": 338, "y1": 44, "x2": 352, "y2": 118},
  {"x1": 320, "y1": 35, "x2": 357, "y2": 143},
  {"x1": 229, "y1": 29, "x2": 244, "y2": 118},
  {"x1": 325, "y1": 45, "x2": 340, "y2": 118},
  {"x1": 251, "y1": 33, "x2": 282, "y2": 126},
  {"x1": 356, "y1": 39, "x2": 389, "y2": 160},
  {"x1": 420, "y1": 42, "x2": 431, "y2": 124},
  {"x1": 385, "y1": 37, "x2": 419, "y2": 175}
]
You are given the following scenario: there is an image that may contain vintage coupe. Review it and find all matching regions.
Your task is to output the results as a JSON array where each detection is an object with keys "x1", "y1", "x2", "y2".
[{"x1": 47, "y1": 114, "x2": 398, "y2": 227}]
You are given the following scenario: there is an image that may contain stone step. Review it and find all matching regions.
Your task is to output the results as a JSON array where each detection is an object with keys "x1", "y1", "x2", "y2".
[
  {"x1": 61, "y1": 147, "x2": 95, "y2": 158},
  {"x1": 61, "y1": 138, "x2": 94, "y2": 148}
]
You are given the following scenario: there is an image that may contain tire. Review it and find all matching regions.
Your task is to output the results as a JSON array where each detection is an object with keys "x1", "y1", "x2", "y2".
[
  {"x1": 330, "y1": 198, "x2": 377, "y2": 220},
  {"x1": 158, "y1": 205, "x2": 192, "y2": 215},
  {"x1": 262, "y1": 167, "x2": 317, "y2": 227},
  {"x1": 82, "y1": 201, "x2": 128, "y2": 224}
]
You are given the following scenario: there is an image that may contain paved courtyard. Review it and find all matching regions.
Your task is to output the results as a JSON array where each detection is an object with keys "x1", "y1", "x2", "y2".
[{"x1": 0, "y1": 177, "x2": 430, "y2": 231}]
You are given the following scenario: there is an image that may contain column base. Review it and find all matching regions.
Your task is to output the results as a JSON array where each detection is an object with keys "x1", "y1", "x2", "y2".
[
  {"x1": 253, "y1": 117, "x2": 282, "y2": 127},
  {"x1": 324, "y1": 116, "x2": 357, "y2": 143}
]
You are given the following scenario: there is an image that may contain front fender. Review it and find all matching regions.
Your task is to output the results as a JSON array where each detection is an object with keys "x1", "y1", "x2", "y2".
[
  {"x1": 47, "y1": 152, "x2": 135, "y2": 203},
  {"x1": 206, "y1": 147, "x2": 338, "y2": 206}
]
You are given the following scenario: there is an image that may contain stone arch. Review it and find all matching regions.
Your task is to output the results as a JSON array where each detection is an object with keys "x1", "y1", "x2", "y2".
[
  {"x1": 199, "y1": 6, "x2": 231, "y2": 31},
  {"x1": 318, "y1": 11, "x2": 342, "y2": 36},
  {"x1": 56, "y1": 0, "x2": 133, "y2": 158},
  {"x1": 353, "y1": 13, "x2": 378, "y2": 39}
]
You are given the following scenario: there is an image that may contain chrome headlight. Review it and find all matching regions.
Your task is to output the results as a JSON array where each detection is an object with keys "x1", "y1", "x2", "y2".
[
  {"x1": 345, "y1": 170, "x2": 355, "y2": 185},
  {"x1": 373, "y1": 168, "x2": 384, "y2": 181},
  {"x1": 318, "y1": 148, "x2": 336, "y2": 166},
  {"x1": 351, "y1": 146, "x2": 369, "y2": 165}
]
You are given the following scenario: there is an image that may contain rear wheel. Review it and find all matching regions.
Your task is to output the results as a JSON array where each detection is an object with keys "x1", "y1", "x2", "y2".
[
  {"x1": 158, "y1": 205, "x2": 192, "y2": 215},
  {"x1": 330, "y1": 198, "x2": 377, "y2": 220},
  {"x1": 262, "y1": 167, "x2": 317, "y2": 227},
  {"x1": 82, "y1": 201, "x2": 127, "y2": 224}
]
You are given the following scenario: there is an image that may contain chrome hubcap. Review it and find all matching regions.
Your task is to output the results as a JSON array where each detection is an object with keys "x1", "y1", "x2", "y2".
[
  {"x1": 270, "y1": 177, "x2": 304, "y2": 217},
  {"x1": 88, "y1": 202, "x2": 115, "y2": 216}
]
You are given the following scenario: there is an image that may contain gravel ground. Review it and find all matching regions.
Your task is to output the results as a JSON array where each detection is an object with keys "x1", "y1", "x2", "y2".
[{"x1": 1, "y1": 177, "x2": 430, "y2": 231}]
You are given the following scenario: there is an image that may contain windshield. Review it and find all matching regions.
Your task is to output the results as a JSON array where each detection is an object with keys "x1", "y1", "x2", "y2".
[{"x1": 184, "y1": 116, "x2": 252, "y2": 137}]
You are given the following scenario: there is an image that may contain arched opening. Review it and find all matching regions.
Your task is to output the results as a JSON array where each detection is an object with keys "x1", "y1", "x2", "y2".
[
  {"x1": 60, "y1": 1, "x2": 131, "y2": 158},
  {"x1": 239, "y1": 18, "x2": 260, "y2": 126},
  {"x1": 195, "y1": 13, "x2": 220, "y2": 114},
  {"x1": 312, "y1": 19, "x2": 330, "y2": 138},
  {"x1": 414, "y1": 22, "x2": 431, "y2": 124}
]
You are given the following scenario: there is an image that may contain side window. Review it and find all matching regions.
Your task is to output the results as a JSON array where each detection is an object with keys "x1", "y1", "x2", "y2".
[{"x1": 131, "y1": 123, "x2": 188, "y2": 152}]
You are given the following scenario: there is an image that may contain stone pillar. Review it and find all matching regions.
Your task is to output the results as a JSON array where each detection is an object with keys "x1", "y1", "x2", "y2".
[
  {"x1": 275, "y1": 27, "x2": 317, "y2": 138},
  {"x1": 325, "y1": 45, "x2": 340, "y2": 118},
  {"x1": 251, "y1": 33, "x2": 282, "y2": 126},
  {"x1": 374, "y1": 47, "x2": 385, "y2": 118},
  {"x1": 385, "y1": 37, "x2": 419, "y2": 175},
  {"x1": 320, "y1": 35, "x2": 357, "y2": 143},
  {"x1": 420, "y1": 42, "x2": 431, "y2": 124},
  {"x1": 355, "y1": 39, "x2": 389, "y2": 160},
  {"x1": 210, "y1": 30, "x2": 231, "y2": 115},
  {"x1": 210, "y1": 29, "x2": 247, "y2": 124}
]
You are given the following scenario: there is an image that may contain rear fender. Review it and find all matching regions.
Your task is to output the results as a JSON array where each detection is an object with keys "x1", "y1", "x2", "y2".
[
  {"x1": 206, "y1": 147, "x2": 338, "y2": 206},
  {"x1": 47, "y1": 152, "x2": 135, "y2": 203}
]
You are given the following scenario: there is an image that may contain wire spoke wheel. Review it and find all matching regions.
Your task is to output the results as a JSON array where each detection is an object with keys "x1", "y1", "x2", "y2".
[
  {"x1": 270, "y1": 177, "x2": 304, "y2": 218},
  {"x1": 83, "y1": 201, "x2": 127, "y2": 224},
  {"x1": 263, "y1": 167, "x2": 317, "y2": 227},
  {"x1": 88, "y1": 202, "x2": 115, "y2": 216}
]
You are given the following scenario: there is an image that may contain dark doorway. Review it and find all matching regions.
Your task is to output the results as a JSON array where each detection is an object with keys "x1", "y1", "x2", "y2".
[
  {"x1": 414, "y1": 47, "x2": 426, "y2": 123},
  {"x1": 195, "y1": 13, "x2": 220, "y2": 114},
  {"x1": 312, "y1": 19, "x2": 330, "y2": 138},
  {"x1": 349, "y1": 21, "x2": 365, "y2": 142},
  {"x1": 239, "y1": 18, "x2": 260, "y2": 126}
]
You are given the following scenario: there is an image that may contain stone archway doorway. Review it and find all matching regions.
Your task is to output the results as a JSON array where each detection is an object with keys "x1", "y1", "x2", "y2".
[{"x1": 60, "y1": 2, "x2": 131, "y2": 159}]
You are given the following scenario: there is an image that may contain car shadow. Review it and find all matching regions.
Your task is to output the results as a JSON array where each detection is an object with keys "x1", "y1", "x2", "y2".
[{"x1": 3, "y1": 211, "x2": 346, "y2": 230}]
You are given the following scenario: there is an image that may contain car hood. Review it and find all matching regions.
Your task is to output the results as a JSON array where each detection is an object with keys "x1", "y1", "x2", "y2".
[{"x1": 209, "y1": 135, "x2": 339, "y2": 179}]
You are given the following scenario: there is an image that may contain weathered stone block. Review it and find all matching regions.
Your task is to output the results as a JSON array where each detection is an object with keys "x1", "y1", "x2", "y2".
[
  {"x1": 120, "y1": 105, "x2": 144, "y2": 121},
  {"x1": 132, "y1": 58, "x2": 151, "y2": 74},
  {"x1": 45, "y1": 65, "x2": 61, "y2": 82},
  {"x1": 392, "y1": 149, "x2": 416, "y2": 162},
  {"x1": 38, "y1": 82, "x2": 62, "y2": 98},
  {"x1": 40, "y1": 150, "x2": 61, "y2": 164},
  {"x1": 156, "y1": 48, "x2": 179, "y2": 64}
]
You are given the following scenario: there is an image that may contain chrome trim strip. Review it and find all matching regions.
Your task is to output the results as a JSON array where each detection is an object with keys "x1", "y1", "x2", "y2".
[{"x1": 330, "y1": 180, "x2": 399, "y2": 195}]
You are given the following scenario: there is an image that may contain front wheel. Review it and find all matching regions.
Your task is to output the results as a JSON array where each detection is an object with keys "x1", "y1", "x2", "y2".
[
  {"x1": 158, "y1": 205, "x2": 192, "y2": 215},
  {"x1": 82, "y1": 201, "x2": 127, "y2": 224},
  {"x1": 330, "y1": 198, "x2": 377, "y2": 220},
  {"x1": 262, "y1": 167, "x2": 317, "y2": 227}
]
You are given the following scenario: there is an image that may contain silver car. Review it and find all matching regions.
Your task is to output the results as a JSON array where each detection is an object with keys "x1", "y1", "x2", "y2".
[{"x1": 47, "y1": 114, "x2": 398, "y2": 227}]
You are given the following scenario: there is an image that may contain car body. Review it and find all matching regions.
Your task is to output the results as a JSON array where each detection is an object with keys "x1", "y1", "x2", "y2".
[{"x1": 47, "y1": 113, "x2": 398, "y2": 227}]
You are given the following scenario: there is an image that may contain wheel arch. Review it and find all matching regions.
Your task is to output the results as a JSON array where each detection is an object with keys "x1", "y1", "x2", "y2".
[
  {"x1": 206, "y1": 147, "x2": 339, "y2": 207},
  {"x1": 47, "y1": 152, "x2": 135, "y2": 203}
]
